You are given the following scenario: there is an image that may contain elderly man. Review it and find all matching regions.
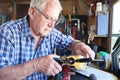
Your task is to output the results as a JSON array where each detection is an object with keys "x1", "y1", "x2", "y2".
[{"x1": 0, "y1": 0, "x2": 95, "y2": 80}]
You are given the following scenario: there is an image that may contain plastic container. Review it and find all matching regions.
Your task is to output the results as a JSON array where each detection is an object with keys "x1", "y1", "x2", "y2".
[
  {"x1": 99, "y1": 51, "x2": 107, "y2": 69},
  {"x1": 96, "y1": 2, "x2": 103, "y2": 12},
  {"x1": 103, "y1": 0, "x2": 109, "y2": 12}
]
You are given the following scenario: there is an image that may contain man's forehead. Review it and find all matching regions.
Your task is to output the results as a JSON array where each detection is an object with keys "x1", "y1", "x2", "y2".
[{"x1": 44, "y1": 3, "x2": 60, "y2": 19}]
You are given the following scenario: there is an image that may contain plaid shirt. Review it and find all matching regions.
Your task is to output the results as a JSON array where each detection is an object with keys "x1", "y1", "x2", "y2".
[{"x1": 0, "y1": 15, "x2": 73, "y2": 80}]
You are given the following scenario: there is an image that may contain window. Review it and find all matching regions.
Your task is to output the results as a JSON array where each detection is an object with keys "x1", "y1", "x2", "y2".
[{"x1": 111, "y1": 1, "x2": 120, "y2": 52}]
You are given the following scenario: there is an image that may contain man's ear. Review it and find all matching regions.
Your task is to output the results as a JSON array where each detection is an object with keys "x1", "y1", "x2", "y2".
[{"x1": 28, "y1": 7, "x2": 35, "y2": 17}]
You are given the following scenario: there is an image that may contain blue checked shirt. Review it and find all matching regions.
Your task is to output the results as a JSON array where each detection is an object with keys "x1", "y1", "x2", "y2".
[{"x1": 0, "y1": 15, "x2": 73, "y2": 80}]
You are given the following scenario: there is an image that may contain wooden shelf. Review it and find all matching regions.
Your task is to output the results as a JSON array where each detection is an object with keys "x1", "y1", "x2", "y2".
[
  {"x1": 94, "y1": 35, "x2": 108, "y2": 38},
  {"x1": 90, "y1": 36, "x2": 108, "y2": 51}
]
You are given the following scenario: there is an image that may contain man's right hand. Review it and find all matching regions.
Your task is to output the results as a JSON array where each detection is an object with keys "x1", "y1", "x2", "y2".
[{"x1": 34, "y1": 54, "x2": 62, "y2": 76}]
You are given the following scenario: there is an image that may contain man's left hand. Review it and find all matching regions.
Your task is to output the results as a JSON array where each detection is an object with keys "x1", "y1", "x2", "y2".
[{"x1": 73, "y1": 42, "x2": 95, "y2": 60}]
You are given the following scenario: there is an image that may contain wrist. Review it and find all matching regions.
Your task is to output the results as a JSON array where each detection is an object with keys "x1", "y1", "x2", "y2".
[
  {"x1": 33, "y1": 59, "x2": 39, "y2": 72},
  {"x1": 73, "y1": 40, "x2": 82, "y2": 50},
  {"x1": 73, "y1": 40, "x2": 83, "y2": 53}
]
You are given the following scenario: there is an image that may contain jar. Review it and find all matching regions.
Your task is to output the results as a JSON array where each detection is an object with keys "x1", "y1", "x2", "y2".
[
  {"x1": 103, "y1": 3, "x2": 109, "y2": 11},
  {"x1": 99, "y1": 51, "x2": 107, "y2": 69},
  {"x1": 96, "y1": 2, "x2": 102, "y2": 12},
  {"x1": 103, "y1": 0, "x2": 109, "y2": 11}
]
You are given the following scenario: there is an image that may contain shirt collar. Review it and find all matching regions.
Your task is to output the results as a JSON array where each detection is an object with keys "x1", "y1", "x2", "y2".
[{"x1": 21, "y1": 14, "x2": 32, "y2": 37}]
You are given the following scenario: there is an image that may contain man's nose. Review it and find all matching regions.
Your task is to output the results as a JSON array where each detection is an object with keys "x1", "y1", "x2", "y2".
[{"x1": 48, "y1": 21, "x2": 56, "y2": 28}]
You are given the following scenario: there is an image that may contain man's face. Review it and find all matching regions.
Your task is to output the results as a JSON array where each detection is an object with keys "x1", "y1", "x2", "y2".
[{"x1": 31, "y1": 2, "x2": 60, "y2": 37}]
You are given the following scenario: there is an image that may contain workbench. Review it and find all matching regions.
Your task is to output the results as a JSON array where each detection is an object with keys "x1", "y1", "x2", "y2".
[{"x1": 71, "y1": 66, "x2": 118, "y2": 80}]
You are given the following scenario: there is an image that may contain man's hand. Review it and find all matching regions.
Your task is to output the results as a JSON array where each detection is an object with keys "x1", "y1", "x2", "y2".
[
  {"x1": 74, "y1": 42, "x2": 95, "y2": 60},
  {"x1": 34, "y1": 54, "x2": 62, "y2": 76}
]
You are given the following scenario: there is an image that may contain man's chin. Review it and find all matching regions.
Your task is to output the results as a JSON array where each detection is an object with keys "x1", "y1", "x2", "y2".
[
  {"x1": 41, "y1": 32, "x2": 49, "y2": 37},
  {"x1": 41, "y1": 30, "x2": 51, "y2": 36}
]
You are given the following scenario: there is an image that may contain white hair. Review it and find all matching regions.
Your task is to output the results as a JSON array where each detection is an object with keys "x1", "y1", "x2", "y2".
[{"x1": 30, "y1": 0, "x2": 62, "y2": 11}]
